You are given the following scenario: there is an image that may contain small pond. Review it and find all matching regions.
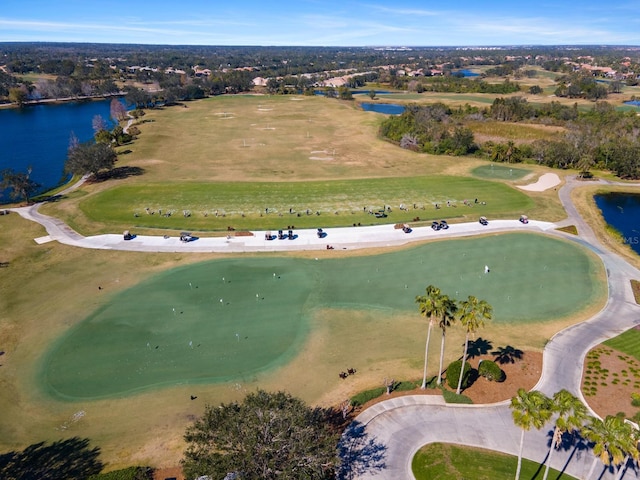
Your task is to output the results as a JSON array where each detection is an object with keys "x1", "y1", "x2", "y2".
[
  {"x1": 360, "y1": 103, "x2": 405, "y2": 115},
  {"x1": 595, "y1": 192, "x2": 640, "y2": 255},
  {"x1": 453, "y1": 69, "x2": 480, "y2": 77}
]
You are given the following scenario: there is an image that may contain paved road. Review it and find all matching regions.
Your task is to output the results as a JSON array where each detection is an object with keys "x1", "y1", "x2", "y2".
[{"x1": 8, "y1": 175, "x2": 640, "y2": 479}]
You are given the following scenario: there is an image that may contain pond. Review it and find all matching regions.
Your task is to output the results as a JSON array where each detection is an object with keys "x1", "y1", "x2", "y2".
[
  {"x1": 360, "y1": 102, "x2": 405, "y2": 115},
  {"x1": 595, "y1": 192, "x2": 640, "y2": 255},
  {"x1": 0, "y1": 98, "x2": 124, "y2": 202},
  {"x1": 453, "y1": 69, "x2": 480, "y2": 77},
  {"x1": 624, "y1": 100, "x2": 640, "y2": 107}
]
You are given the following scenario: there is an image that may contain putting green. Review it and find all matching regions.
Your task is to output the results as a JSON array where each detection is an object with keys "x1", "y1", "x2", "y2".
[
  {"x1": 40, "y1": 233, "x2": 604, "y2": 400},
  {"x1": 472, "y1": 164, "x2": 530, "y2": 180}
]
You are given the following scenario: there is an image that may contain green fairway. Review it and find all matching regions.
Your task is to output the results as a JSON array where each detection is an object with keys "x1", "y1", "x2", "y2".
[
  {"x1": 604, "y1": 328, "x2": 640, "y2": 360},
  {"x1": 412, "y1": 443, "x2": 578, "y2": 480},
  {"x1": 472, "y1": 164, "x2": 531, "y2": 180},
  {"x1": 77, "y1": 176, "x2": 534, "y2": 232},
  {"x1": 40, "y1": 233, "x2": 603, "y2": 400}
]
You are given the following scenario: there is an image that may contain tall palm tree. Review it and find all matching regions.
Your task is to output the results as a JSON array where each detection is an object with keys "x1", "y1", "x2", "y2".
[
  {"x1": 456, "y1": 295, "x2": 492, "y2": 394},
  {"x1": 415, "y1": 285, "x2": 444, "y2": 389},
  {"x1": 542, "y1": 389, "x2": 587, "y2": 480},
  {"x1": 581, "y1": 415, "x2": 639, "y2": 480},
  {"x1": 436, "y1": 294, "x2": 458, "y2": 386},
  {"x1": 510, "y1": 388, "x2": 553, "y2": 480}
]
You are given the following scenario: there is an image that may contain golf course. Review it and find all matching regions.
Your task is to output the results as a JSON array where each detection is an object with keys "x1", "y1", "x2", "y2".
[{"x1": 0, "y1": 93, "x2": 612, "y2": 468}]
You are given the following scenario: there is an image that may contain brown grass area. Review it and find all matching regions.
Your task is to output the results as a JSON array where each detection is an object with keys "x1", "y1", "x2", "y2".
[{"x1": 631, "y1": 280, "x2": 640, "y2": 304}]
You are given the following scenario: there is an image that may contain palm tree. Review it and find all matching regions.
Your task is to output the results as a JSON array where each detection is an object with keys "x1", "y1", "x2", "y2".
[
  {"x1": 581, "y1": 415, "x2": 639, "y2": 480},
  {"x1": 542, "y1": 389, "x2": 587, "y2": 480},
  {"x1": 456, "y1": 295, "x2": 492, "y2": 394},
  {"x1": 415, "y1": 285, "x2": 444, "y2": 389},
  {"x1": 510, "y1": 388, "x2": 553, "y2": 480},
  {"x1": 436, "y1": 294, "x2": 458, "y2": 386}
]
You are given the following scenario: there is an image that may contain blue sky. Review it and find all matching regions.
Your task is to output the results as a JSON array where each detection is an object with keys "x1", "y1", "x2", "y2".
[{"x1": 1, "y1": 0, "x2": 639, "y2": 46}]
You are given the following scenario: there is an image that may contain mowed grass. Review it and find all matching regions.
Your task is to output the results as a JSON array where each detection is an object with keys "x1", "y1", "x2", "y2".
[
  {"x1": 412, "y1": 443, "x2": 578, "y2": 480},
  {"x1": 40, "y1": 233, "x2": 604, "y2": 400},
  {"x1": 604, "y1": 329, "x2": 640, "y2": 361},
  {"x1": 472, "y1": 164, "x2": 531, "y2": 180},
  {"x1": 76, "y1": 176, "x2": 534, "y2": 233}
]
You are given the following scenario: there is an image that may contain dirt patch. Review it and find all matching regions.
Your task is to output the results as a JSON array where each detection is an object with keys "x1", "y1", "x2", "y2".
[
  {"x1": 153, "y1": 466, "x2": 185, "y2": 480},
  {"x1": 582, "y1": 346, "x2": 640, "y2": 419}
]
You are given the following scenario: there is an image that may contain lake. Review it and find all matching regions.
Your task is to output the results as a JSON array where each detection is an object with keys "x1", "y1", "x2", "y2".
[
  {"x1": 0, "y1": 99, "x2": 122, "y2": 202},
  {"x1": 360, "y1": 102, "x2": 405, "y2": 115},
  {"x1": 595, "y1": 192, "x2": 640, "y2": 255}
]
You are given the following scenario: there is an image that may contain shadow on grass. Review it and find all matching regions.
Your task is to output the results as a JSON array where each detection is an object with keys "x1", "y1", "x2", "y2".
[
  {"x1": 337, "y1": 421, "x2": 387, "y2": 480},
  {"x1": 0, "y1": 437, "x2": 103, "y2": 480},
  {"x1": 92, "y1": 166, "x2": 145, "y2": 182}
]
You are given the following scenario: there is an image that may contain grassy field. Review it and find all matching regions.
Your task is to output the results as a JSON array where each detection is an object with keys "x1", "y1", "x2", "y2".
[
  {"x1": 39, "y1": 233, "x2": 604, "y2": 400},
  {"x1": 38, "y1": 94, "x2": 568, "y2": 235},
  {"x1": 0, "y1": 92, "x2": 608, "y2": 469},
  {"x1": 412, "y1": 443, "x2": 578, "y2": 480},
  {"x1": 72, "y1": 176, "x2": 534, "y2": 234}
]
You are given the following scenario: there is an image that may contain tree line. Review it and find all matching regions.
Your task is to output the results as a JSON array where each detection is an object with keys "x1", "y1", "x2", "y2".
[{"x1": 380, "y1": 98, "x2": 640, "y2": 179}]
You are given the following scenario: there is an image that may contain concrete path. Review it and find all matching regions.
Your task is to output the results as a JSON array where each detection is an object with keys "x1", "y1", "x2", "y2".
[{"x1": 7, "y1": 175, "x2": 640, "y2": 479}]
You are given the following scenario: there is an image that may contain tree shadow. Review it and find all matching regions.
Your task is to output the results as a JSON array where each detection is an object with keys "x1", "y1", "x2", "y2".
[
  {"x1": 92, "y1": 166, "x2": 145, "y2": 182},
  {"x1": 337, "y1": 421, "x2": 387, "y2": 480},
  {"x1": 0, "y1": 437, "x2": 103, "y2": 480},
  {"x1": 540, "y1": 429, "x2": 609, "y2": 480},
  {"x1": 466, "y1": 337, "x2": 493, "y2": 359},
  {"x1": 492, "y1": 345, "x2": 524, "y2": 364}
]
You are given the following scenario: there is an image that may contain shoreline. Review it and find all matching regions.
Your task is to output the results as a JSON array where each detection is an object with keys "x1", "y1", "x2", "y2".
[{"x1": 0, "y1": 92, "x2": 125, "y2": 110}]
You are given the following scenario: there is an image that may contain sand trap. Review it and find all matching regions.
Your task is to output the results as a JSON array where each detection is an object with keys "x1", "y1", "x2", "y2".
[
  {"x1": 518, "y1": 173, "x2": 561, "y2": 192},
  {"x1": 309, "y1": 157, "x2": 334, "y2": 161},
  {"x1": 257, "y1": 108, "x2": 273, "y2": 111}
]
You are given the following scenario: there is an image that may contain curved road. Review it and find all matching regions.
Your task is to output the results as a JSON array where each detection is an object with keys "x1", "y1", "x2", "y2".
[{"x1": 7, "y1": 175, "x2": 640, "y2": 479}]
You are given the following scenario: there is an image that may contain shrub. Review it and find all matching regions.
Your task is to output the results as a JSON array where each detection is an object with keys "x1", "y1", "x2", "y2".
[
  {"x1": 631, "y1": 392, "x2": 640, "y2": 407},
  {"x1": 441, "y1": 388, "x2": 473, "y2": 404},
  {"x1": 350, "y1": 387, "x2": 386, "y2": 406},
  {"x1": 446, "y1": 360, "x2": 473, "y2": 389},
  {"x1": 396, "y1": 380, "x2": 420, "y2": 391},
  {"x1": 88, "y1": 466, "x2": 153, "y2": 480},
  {"x1": 478, "y1": 359, "x2": 506, "y2": 382}
]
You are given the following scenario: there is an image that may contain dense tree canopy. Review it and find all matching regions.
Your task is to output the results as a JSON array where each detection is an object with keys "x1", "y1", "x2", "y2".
[
  {"x1": 65, "y1": 142, "x2": 117, "y2": 177},
  {"x1": 182, "y1": 390, "x2": 340, "y2": 480},
  {"x1": 0, "y1": 168, "x2": 41, "y2": 203}
]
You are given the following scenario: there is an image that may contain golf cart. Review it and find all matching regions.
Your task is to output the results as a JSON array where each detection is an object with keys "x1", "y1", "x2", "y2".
[{"x1": 479, "y1": 216, "x2": 489, "y2": 226}]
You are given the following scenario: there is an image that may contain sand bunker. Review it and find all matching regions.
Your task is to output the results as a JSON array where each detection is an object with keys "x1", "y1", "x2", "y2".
[{"x1": 518, "y1": 173, "x2": 561, "y2": 192}]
